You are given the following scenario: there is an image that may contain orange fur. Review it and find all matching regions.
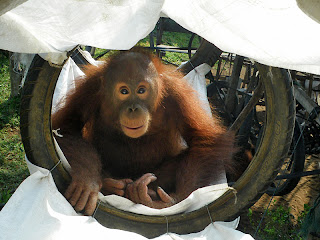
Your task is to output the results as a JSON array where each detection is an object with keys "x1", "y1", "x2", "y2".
[{"x1": 52, "y1": 49, "x2": 236, "y2": 213}]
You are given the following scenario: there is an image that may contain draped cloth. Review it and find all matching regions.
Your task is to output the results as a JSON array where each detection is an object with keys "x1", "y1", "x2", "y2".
[{"x1": 0, "y1": 0, "x2": 320, "y2": 74}]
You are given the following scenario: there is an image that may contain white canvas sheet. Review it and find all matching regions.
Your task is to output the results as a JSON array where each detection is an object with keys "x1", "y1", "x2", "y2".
[
  {"x1": 0, "y1": 166, "x2": 253, "y2": 240},
  {"x1": 0, "y1": 0, "x2": 320, "y2": 74}
]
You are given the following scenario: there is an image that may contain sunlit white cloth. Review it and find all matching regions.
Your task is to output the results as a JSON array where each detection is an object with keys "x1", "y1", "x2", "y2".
[
  {"x1": 0, "y1": 0, "x2": 320, "y2": 74},
  {"x1": 0, "y1": 167, "x2": 253, "y2": 240}
]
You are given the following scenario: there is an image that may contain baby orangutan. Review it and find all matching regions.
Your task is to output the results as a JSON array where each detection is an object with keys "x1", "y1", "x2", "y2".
[{"x1": 52, "y1": 49, "x2": 235, "y2": 215}]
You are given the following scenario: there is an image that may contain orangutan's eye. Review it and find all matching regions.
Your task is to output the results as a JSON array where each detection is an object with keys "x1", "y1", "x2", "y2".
[
  {"x1": 137, "y1": 87, "x2": 146, "y2": 94},
  {"x1": 120, "y1": 88, "x2": 129, "y2": 95}
]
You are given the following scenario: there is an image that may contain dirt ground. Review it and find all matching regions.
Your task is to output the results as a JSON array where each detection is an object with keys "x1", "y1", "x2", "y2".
[{"x1": 237, "y1": 154, "x2": 320, "y2": 238}]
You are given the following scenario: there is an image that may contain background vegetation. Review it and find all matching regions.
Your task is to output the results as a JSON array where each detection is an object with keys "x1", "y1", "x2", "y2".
[{"x1": 0, "y1": 52, "x2": 29, "y2": 204}]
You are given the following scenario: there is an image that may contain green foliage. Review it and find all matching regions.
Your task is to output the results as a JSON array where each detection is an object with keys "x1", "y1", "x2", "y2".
[
  {"x1": 262, "y1": 205, "x2": 296, "y2": 240},
  {"x1": 156, "y1": 32, "x2": 200, "y2": 66},
  {"x1": 137, "y1": 31, "x2": 200, "y2": 66},
  {"x1": 246, "y1": 201, "x2": 311, "y2": 240},
  {"x1": 0, "y1": 52, "x2": 28, "y2": 203},
  {"x1": 93, "y1": 49, "x2": 116, "y2": 60},
  {"x1": 90, "y1": 29, "x2": 201, "y2": 66},
  {"x1": 0, "y1": 95, "x2": 20, "y2": 128},
  {"x1": 0, "y1": 53, "x2": 10, "y2": 101},
  {"x1": 0, "y1": 189, "x2": 12, "y2": 204},
  {"x1": 297, "y1": 204, "x2": 311, "y2": 226}
]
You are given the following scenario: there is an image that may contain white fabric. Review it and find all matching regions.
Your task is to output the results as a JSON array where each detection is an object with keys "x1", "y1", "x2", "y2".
[
  {"x1": 183, "y1": 63, "x2": 212, "y2": 115},
  {"x1": 1, "y1": 0, "x2": 320, "y2": 75},
  {"x1": 162, "y1": 0, "x2": 320, "y2": 75},
  {"x1": 100, "y1": 183, "x2": 232, "y2": 216},
  {"x1": 28, "y1": 155, "x2": 231, "y2": 216},
  {"x1": 10, "y1": 52, "x2": 34, "y2": 87},
  {"x1": 51, "y1": 58, "x2": 82, "y2": 114},
  {"x1": 0, "y1": 165, "x2": 253, "y2": 240},
  {"x1": 52, "y1": 48, "x2": 105, "y2": 113}
]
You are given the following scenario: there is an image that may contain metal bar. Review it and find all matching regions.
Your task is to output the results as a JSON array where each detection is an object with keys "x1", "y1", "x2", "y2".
[
  {"x1": 275, "y1": 169, "x2": 320, "y2": 180},
  {"x1": 294, "y1": 84, "x2": 320, "y2": 125},
  {"x1": 225, "y1": 55, "x2": 245, "y2": 113},
  {"x1": 229, "y1": 81, "x2": 263, "y2": 132}
]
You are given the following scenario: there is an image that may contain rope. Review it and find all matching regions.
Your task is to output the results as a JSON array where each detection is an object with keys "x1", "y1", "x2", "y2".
[
  {"x1": 206, "y1": 205, "x2": 214, "y2": 225},
  {"x1": 46, "y1": 159, "x2": 62, "y2": 177},
  {"x1": 48, "y1": 45, "x2": 80, "y2": 68},
  {"x1": 52, "y1": 128, "x2": 63, "y2": 138},
  {"x1": 188, "y1": 61, "x2": 198, "y2": 73},
  {"x1": 45, "y1": 129, "x2": 65, "y2": 176},
  {"x1": 204, "y1": 186, "x2": 237, "y2": 227},
  {"x1": 164, "y1": 215, "x2": 169, "y2": 234},
  {"x1": 163, "y1": 216, "x2": 176, "y2": 240},
  {"x1": 230, "y1": 187, "x2": 238, "y2": 204},
  {"x1": 92, "y1": 200, "x2": 102, "y2": 218}
]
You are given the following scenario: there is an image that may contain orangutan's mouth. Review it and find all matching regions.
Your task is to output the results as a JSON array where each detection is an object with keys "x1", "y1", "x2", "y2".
[{"x1": 123, "y1": 125, "x2": 144, "y2": 130}]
